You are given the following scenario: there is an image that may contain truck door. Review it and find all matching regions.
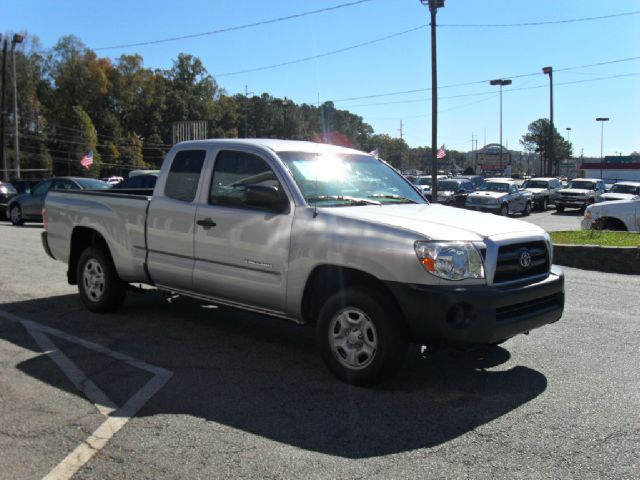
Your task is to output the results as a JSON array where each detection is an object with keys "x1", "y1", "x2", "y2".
[
  {"x1": 146, "y1": 149, "x2": 207, "y2": 291},
  {"x1": 192, "y1": 149, "x2": 293, "y2": 314}
]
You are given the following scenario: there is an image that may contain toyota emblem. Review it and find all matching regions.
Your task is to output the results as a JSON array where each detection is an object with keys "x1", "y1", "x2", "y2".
[{"x1": 519, "y1": 249, "x2": 532, "y2": 270}]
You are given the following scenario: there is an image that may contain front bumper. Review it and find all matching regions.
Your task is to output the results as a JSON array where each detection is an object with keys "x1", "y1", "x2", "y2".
[
  {"x1": 385, "y1": 266, "x2": 564, "y2": 345},
  {"x1": 466, "y1": 203, "x2": 501, "y2": 213},
  {"x1": 556, "y1": 199, "x2": 587, "y2": 208}
]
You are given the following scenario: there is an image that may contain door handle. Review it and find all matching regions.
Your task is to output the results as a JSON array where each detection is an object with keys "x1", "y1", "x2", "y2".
[{"x1": 196, "y1": 218, "x2": 216, "y2": 229}]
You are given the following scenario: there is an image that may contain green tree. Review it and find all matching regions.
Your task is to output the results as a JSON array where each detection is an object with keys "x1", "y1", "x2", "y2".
[
  {"x1": 521, "y1": 118, "x2": 572, "y2": 176},
  {"x1": 71, "y1": 105, "x2": 100, "y2": 177}
]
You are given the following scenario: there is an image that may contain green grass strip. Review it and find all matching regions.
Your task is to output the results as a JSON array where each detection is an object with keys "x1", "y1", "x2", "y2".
[{"x1": 550, "y1": 230, "x2": 640, "y2": 247}]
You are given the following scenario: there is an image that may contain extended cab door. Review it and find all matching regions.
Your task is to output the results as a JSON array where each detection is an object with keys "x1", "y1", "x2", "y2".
[
  {"x1": 146, "y1": 149, "x2": 207, "y2": 291},
  {"x1": 192, "y1": 149, "x2": 293, "y2": 314}
]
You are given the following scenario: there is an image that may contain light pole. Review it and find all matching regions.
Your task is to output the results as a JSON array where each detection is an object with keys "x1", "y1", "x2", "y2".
[
  {"x1": 596, "y1": 117, "x2": 609, "y2": 179},
  {"x1": 0, "y1": 34, "x2": 7, "y2": 181},
  {"x1": 420, "y1": 0, "x2": 444, "y2": 201},
  {"x1": 566, "y1": 127, "x2": 571, "y2": 142},
  {"x1": 489, "y1": 78, "x2": 511, "y2": 174},
  {"x1": 11, "y1": 34, "x2": 24, "y2": 179},
  {"x1": 542, "y1": 66, "x2": 554, "y2": 176}
]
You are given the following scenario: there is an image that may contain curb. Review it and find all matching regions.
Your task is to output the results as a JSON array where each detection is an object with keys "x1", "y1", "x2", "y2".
[{"x1": 553, "y1": 244, "x2": 640, "y2": 275}]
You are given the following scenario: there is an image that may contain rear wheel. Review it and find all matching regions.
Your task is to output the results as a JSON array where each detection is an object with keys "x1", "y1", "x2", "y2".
[
  {"x1": 77, "y1": 246, "x2": 126, "y2": 313},
  {"x1": 9, "y1": 204, "x2": 24, "y2": 226},
  {"x1": 316, "y1": 287, "x2": 408, "y2": 386}
]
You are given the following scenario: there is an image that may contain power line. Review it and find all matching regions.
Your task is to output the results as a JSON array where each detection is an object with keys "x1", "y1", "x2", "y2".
[
  {"x1": 439, "y1": 10, "x2": 639, "y2": 27},
  {"x1": 342, "y1": 72, "x2": 640, "y2": 108},
  {"x1": 214, "y1": 24, "x2": 425, "y2": 77},
  {"x1": 328, "y1": 57, "x2": 640, "y2": 104},
  {"x1": 93, "y1": 0, "x2": 374, "y2": 51}
]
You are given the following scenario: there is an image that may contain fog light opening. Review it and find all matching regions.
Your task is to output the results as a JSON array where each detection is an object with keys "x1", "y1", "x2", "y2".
[{"x1": 446, "y1": 303, "x2": 474, "y2": 329}]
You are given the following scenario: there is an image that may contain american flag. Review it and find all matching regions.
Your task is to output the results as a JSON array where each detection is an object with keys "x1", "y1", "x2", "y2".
[
  {"x1": 80, "y1": 151, "x2": 94, "y2": 169},
  {"x1": 436, "y1": 145, "x2": 446, "y2": 159}
]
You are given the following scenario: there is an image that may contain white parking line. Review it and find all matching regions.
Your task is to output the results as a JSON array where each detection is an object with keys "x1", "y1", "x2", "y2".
[{"x1": 0, "y1": 309, "x2": 173, "y2": 480}]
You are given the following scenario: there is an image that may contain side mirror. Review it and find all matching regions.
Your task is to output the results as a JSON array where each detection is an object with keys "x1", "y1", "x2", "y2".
[{"x1": 243, "y1": 184, "x2": 287, "y2": 212}]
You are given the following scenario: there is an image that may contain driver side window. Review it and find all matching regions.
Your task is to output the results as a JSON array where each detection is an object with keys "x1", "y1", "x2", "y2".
[{"x1": 209, "y1": 150, "x2": 283, "y2": 209}]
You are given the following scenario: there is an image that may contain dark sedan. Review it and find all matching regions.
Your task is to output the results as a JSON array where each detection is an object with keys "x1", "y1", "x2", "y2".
[
  {"x1": 0, "y1": 181, "x2": 18, "y2": 220},
  {"x1": 428, "y1": 179, "x2": 476, "y2": 206},
  {"x1": 7, "y1": 176, "x2": 109, "y2": 225}
]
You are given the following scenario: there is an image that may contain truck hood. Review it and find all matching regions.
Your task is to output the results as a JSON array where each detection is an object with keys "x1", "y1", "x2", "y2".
[
  {"x1": 467, "y1": 191, "x2": 507, "y2": 200},
  {"x1": 600, "y1": 193, "x2": 637, "y2": 201},
  {"x1": 323, "y1": 203, "x2": 543, "y2": 241}
]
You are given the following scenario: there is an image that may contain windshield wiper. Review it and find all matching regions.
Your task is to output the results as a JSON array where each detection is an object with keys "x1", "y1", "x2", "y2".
[
  {"x1": 306, "y1": 195, "x2": 381, "y2": 206},
  {"x1": 368, "y1": 194, "x2": 417, "y2": 203}
]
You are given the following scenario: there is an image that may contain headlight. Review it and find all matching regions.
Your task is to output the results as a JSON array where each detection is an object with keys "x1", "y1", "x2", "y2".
[
  {"x1": 0, "y1": 186, "x2": 7, "y2": 194},
  {"x1": 414, "y1": 241, "x2": 485, "y2": 280}
]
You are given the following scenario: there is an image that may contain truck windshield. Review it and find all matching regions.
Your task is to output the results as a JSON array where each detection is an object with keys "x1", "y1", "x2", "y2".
[
  {"x1": 523, "y1": 180, "x2": 549, "y2": 189},
  {"x1": 610, "y1": 184, "x2": 639, "y2": 194},
  {"x1": 478, "y1": 182, "x2": 509, "y2": 192},
  {"x1": 279, "y1": 152, "x2": 425, "y2": 206},
  {"x1": 568, "y1": 181, "x2": 595, "y2": 190}
]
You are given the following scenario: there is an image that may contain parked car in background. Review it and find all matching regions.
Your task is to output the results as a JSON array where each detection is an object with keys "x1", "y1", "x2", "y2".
[
  {"x1": 101, "y1": 176, "x2": 124, "y2": 185},
  {"x1": 451, "y1": 175, "x2": 485, "y2": 190},
  {"x1": 466, "y1": 178, "x2": 533, "y2": 216},
  {"x1": 7, "y1": 177, "x2": 109, "y2": 225},
  {"x1": 521, "y1": 177, "x2": 563, "y2": 210},
  {"x1": 555, "y1": 178, "x2": 605, "y2": 212},
  {"x1": 430, "y1": 178, "x2": 475, "y2": 206},
  {"x1": 599, "y1": 181, "x2": 640, "y2": 202},
  {"x1": 411, "y1": 174, "x2": 448, "y2": 196},
  {"x1": 0, "y1": 181, "x2": 18, "y2": 219},
  {"x1": 581, "y1": 197, "x2": 639, "y2": 231},
  {"x1": 10, "y1": 178, "x2": 42, "y2": 195},
  {"x1": 128, "y1": 169, "x2": 160, "y2": 178},
  {"x1": 112, "y1": 173, "x2": 158, "y2": 190}
]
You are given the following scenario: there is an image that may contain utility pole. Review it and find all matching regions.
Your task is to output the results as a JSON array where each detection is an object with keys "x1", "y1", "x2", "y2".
[
  {"x1": 1, "y1": 35, "x2": 8, "y2": 181},
  {"x1": 244, "y1": 85, "x2": 253, "y2": 138},
  {"x1": 11, "y1": 34, "x2": 23, "y2": 179},
  {"x1": 543, "y1": 66, "x2": 554, "y2": 176},
  {"x1": 420, "y1": 0, "x2": 445, "y2": 202}
]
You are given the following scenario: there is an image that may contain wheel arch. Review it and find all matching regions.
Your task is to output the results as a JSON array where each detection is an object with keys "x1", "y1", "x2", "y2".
[
  {"x1": 300, "y1": 264, "x2": 405, "y2": 328},
  {"x1": 68, "y1": 227, "x2": 111, "y2": 284},
  {"x1": 596, "y1": 216, "x2": 628, "y2": 231}
]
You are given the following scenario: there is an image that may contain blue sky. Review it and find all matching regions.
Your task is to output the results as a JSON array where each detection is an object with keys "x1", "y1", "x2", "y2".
[{"x1": 4, "y1": 0, "x2": 640, "y2": 157}]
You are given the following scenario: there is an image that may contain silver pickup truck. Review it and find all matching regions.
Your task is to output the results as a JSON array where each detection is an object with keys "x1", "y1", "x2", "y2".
[{"x1": 42, "y1": 139, "x2": 564, "y2": 385}]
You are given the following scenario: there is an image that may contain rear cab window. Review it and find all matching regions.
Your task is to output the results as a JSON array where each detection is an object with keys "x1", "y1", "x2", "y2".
[{"x1": 165, "y1": 150, "x2": 207, "y2": 202}]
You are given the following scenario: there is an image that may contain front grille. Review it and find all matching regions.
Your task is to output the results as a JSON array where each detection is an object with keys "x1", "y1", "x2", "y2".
[
  {"x1": 494, "y1": 241, "x2": 549, "y2": 283},
  {"x1": 496, "y1": 294, "x2": 561, "y2": 322}
]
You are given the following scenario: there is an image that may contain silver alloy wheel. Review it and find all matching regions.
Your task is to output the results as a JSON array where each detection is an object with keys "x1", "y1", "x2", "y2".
[
  {"x1": 82, "y1": 258, "x2": 105, "y2": 302},
  {"x1": 500, "y1": 204, "x2": 508, "y2": 216},
  {"x1": 328, "y1": 307, "x2": 378, "y2": 370},
  {"x1": 10, "y1": 205, "x2": 21, "y2": 224}
]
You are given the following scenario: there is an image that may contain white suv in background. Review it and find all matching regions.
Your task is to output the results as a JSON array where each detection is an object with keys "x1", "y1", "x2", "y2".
[{"x1": 600, "y1": 181, "x2": 640, "y2": 202}]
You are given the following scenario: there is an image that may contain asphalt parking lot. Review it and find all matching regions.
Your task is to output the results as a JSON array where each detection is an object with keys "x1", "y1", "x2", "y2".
[{"x1": 0, "y1": 213, "x2": 637, "y2": 479}]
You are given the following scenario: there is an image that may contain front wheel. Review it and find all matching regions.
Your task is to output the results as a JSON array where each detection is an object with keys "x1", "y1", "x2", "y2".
[
  {"x1": 539, "y1": 197, "x2": 548, "y2": 211},
  {"x1": 77, "y1": 246, "x2": 126, "y2": 313},
  {"x1": 9, "y1": 204, "x2": 24, "y2": 226},
  {"x1": 316, "y1": 287, "x2": 408, "y2": 386},
  {"x1": 522, "y1": 201, "x2": 532, "y2": 216},
  {"x1": 499, "y1": 204, "x2": 509, "y2": 216},
  {"x1": 556, "y1": 205, "x2": 565, "y2": 212}
]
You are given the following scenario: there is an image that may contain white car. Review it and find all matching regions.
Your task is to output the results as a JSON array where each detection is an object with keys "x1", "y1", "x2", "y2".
[
  {"x1": 581, "y1": 197, "x2": 640, "y2": 232},
  {"x1": 600, "y1": 181, "x2": 640, "y2": 202},
  {"x1": 465, "y1": 178, "x2": 533, "y2": 216}
]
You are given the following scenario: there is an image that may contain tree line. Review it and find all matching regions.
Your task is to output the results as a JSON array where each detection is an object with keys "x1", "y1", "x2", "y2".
[{"x1": 2, "y1": 32, "x2": 576, "y2": 179}]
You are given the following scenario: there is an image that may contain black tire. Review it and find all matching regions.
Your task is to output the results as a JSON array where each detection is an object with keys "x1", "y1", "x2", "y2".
[
  {"x1": 555, "y1": 205, "x2": 565, "y2": 212},
  {"x1": 77, "y1": 246, "x2": 126, "y2": 313},
  {"x1": 522, "y1": 201, "x2": 532, "y2": 216},
  {"x1": 316, "y1": 287, "x2": 408, "y2": 386},
  {"x1": 499, "y1": 204, "x2": 509, "y2": 216},
  {"x1": 539, "y1": 197, "x2": 548, "y2": 211},
  {"x1": 9, "y1": 204, "x2": 24, "y2": 226}
]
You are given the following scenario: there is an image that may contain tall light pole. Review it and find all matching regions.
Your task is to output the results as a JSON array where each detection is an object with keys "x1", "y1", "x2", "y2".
[
  {"x1": 489, "y1": 78, "x2": 511, "y2": 174},
  {"x1": 596, "y1": 117, "x2": 609, "y2": 179},
  {"x1": 0, "y1": 34, "x2": 8, "y2": 181},
  {"x1": 420, "y1": 0, "x2": 444, "y2": 202},
  {"x1": 11, "y1": 34, "x2": 24, "y2": 179},
  {"x1": 542, "y1": 66, "x2": 554, "y2": 176}
]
